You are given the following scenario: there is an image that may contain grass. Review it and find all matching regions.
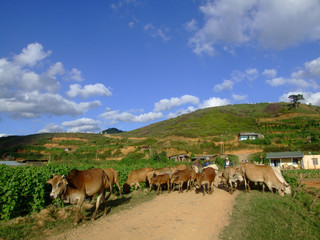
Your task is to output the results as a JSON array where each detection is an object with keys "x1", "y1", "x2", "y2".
[
  {"x1": 0, "y1": 191, "x2": 157, "y2": 240},
  {"x1": 220, "y1": 191, "x2": 320, "y2": 240}
]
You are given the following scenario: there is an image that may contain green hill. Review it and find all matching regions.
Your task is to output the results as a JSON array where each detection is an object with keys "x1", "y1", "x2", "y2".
[
  {"x1": 1, "y1": 102, "x2": 320, "y2": 162},
  {"x1": 121, "y1": 102, "x2": 320, "y2": 139}
]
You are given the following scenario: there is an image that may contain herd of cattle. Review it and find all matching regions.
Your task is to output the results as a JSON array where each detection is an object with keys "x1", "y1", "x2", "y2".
[{"x1": 46, "y1": 162, "x2": 291, "y2": 223}]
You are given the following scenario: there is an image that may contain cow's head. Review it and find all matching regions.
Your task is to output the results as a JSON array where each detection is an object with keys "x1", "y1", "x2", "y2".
[
  {"x1": 277, "y1": 183, "x2": 286, "y2": 197},
  {"x1": 122, "y1": 183, "x2": 131, "y2": 194},
  {"x1": 232, "y1": 172, "x2": 244, "y2": 182},
  {"x1": 284, "y1": 184, "x2": 292, "y2": 195},
  {"x1": 46, "y1": 174, "x2": 68, "y2": 199},
  {"x1": 194, "y1": 172, "x2": 204, "y2": 188}
]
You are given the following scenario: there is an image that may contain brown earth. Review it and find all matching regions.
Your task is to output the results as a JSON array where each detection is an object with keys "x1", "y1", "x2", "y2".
[
  {"x1": 302, "y1": 179, "x2": 320, "y2": 189},
  {"x1": 49, "y1": 188, "x2": 238, "y2": 240}
]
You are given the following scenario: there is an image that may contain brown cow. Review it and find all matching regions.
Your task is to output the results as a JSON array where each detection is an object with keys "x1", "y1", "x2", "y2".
[
  {"x1": 46, "y1": 168, "x2": 109, "y2": 223},
  {"x1": 103, "y1": 168, "x2": 121, "y2": 197},
  {"x1": 147, "y1": 167, "x2": 173, "y2": 191},
  {"x1": 170, "y1": 169, "x2": 193, "y2": 193},
  {"x1": 239, "y1": 163, "x2": 286, "y2": 196},
  {"x1": 149, "y1": 173, "x2": 171, "y2": 194},
  {"x1": 123, "y1": 167, "x2": 154, "y2": 193},
  {"x1": 195, "y1": 167, "x2": 216, "y2": 196}
]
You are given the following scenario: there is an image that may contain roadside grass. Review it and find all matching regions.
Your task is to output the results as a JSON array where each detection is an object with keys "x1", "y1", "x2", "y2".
[
  {"x1": 220, "y1": 191, "x2": 320, "y2": 240},
  {"x1": 0, "y1": 191, "x2": 157, "y2": 240}
]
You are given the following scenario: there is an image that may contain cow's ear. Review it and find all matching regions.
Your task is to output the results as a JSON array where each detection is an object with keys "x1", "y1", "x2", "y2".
[{"x1": 47, "y1": 179, "x2": 53, "y2": 184}]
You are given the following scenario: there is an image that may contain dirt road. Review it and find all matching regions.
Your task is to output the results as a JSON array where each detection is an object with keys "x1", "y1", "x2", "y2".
[{"x1": 50, "y1": 188, "x2": 238, "y2": 240}]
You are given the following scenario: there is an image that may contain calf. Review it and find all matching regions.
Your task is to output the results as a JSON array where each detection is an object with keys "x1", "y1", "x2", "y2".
[
  {"x1": 170, "y1": 169, "x2": 192, "y2": 193},
  {"x1": 149, "y1": 173, "x2": 171, "y2": 195},
  {"x1": 195, "y1": 167, "x2": 216, "y2": 196},
  {"x1": 46, "y1": 168, "x2": 109, "y2": 223},
  {"x1": 103, "y1": 168, "x2": 121, "y2": 197},
  {"x1": 147, "y1": 167, "x2": 173, "y2": 191},
  {"x1": 123, "y1": 167, "x2": 154, "y2": 193}
]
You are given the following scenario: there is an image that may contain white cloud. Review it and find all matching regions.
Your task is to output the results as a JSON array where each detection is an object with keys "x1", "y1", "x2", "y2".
[
  {"x1": 154, "y1": 95, "x2": 199, "y2": 112},
  {"x1": 0, "y1": 91, "x2": 101, "y2": 118},
  {"x1": 266, "y1": 77, "x2": 287, "y2": 87},
  {"x1": 279, "y1": 91, "x2": 320, "y2": 106},
  {"x1": 266, "y1": 56, "x2": 320, "y2": 90},
  {"x1": 232, "y1": 94, "x2": 248, "y2": 101},
  {"x1": 246, "y1": 68, "x2": 258, "y2": 81},
  {"x1": 289, "y1": 57, "x2": 320, "y2": 80},
  {"x1": 13, "y1": 42, "x2": 51, "y2": 67},
  {"x1": 47, "y1": 62, "x2": 65, "y2": 77},
  {"x1": 67, "y1": 68, "x2": 84, "y2": 82},
  {"x1": 0, "y1": 43, "x2": 102, "y2": 119},
  {"x1": 100, "y1": 109, "x2": 163, "y2": 123},
  {"x1": 262, "y1": 69, "x2": 277, "y2": 78},
  {"x1": 38, "y1": 123, "x2": 65, "y2": 133},
  {"x1": 62, "y1": 118, "x2": 102, "y2": 133},
  {"x1": 185, "y1": 19, "x2": 198, "y2": 32},
  {"x1": 188, "y1": 0, "x2": 320, "y2": 56},
  {"x1": 167, "y1": 106, "x2": 197, "y2": 119},
  {"x1": 305, "y1": 57, "x2": 320, "y2": 77},
  {"x1": 269, "y1": 77, "x2": 317, "y2": 89},
  {"x1": 66, "y1": 83, "x2": 112, "y2": 98},
  {"x1": 199, "y1": 97, "x2": 230, "y2": 109},
  {"x1": 144, "y1": 23, "x2": 170, "y2": 42},
  {"x1": 214, "y1": 79, "x2": 233, "y2": 92},
  {"x1": 128, "y1": 15, "x2": 138, "y2": 28},
  {"x1": 0, "y1": 134, "x2": 10, "y2": 137}
]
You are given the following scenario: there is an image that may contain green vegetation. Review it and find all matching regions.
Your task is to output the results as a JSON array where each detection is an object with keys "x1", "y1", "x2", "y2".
[
  {"x1": 0, "y1": 157, "x2": 182, "y2": 222},
  {"x1": 220, "y1": 191, "x2": 320, "y2": 240}
]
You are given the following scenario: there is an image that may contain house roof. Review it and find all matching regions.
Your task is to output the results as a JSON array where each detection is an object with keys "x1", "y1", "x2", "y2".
[
  {"x1": 266, "y1": 151, "x2": 304, "y2": 159},
  {"x1": 239, "y1": 132, "x2": 263, "y2": 136}
]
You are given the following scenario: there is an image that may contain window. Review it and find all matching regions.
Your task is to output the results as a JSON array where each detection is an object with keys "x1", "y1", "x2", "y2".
[
  {"x1": 312, "y1": 158, "x2": 318, "y2": 166},
  {"x1": 292, "y1": 158, "x2": 299, "y2": 165}
]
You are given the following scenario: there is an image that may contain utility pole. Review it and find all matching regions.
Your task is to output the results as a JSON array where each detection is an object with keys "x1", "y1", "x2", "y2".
[{"x1": 221, "y1": 135, "x2": 224, "y2": 155}]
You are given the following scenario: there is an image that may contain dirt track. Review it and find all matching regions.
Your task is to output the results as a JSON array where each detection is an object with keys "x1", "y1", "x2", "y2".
[{"x1": 49, "y1": 188, "x2": 238, "y2": 240}]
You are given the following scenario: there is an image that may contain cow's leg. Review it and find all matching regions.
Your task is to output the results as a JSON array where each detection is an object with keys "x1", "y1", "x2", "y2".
[
  {"x1": 202, "y1": 184, "x2": 206, "y2": 196},
  {"x1": 228, "y1": 180, "x2": 233, "y2": 194},
  {"x1": 265, "y1": 182, "x2": 273, "y2": 193},
  {"x1": 186, "y1": 180, "x2": 190, "y2": 192},
  {"x1": 167, "y1": 181, "x2": 171, "y2": 192},
  {"x1": 244, "y1": 177, "x2": 249, "y2": 192},
  {"x1": 116, "y1": 181, "x2": 122, "y2": 197},
  {"x1": 91, "y1": 192, "x2": 104, "y2": 221},
  {"x1": 210, "y1": 181, "x2": 214, "y2": 194},
  {"x1": 75, "y1": 196, "x2": 85, "y2": 224}
]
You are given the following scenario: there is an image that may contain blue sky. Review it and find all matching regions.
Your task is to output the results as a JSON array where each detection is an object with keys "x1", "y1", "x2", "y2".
[{"x1": 1, "y1": 0, "x2": 320, "y2": 136}]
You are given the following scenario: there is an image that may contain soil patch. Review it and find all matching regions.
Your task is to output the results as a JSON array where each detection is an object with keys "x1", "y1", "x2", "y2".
[{"x1": 303, "y1": 179, "x2": 320, "y2": 189}]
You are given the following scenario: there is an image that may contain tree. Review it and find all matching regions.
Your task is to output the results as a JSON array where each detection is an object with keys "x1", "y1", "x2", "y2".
[{"x1": 288, "y1": 94, "x2": 304, "y2": 109}]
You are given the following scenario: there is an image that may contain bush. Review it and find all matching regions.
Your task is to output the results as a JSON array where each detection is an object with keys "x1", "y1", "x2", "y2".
[{"x1": 153, "y1": 151, "x2": 168, "y2": 162}]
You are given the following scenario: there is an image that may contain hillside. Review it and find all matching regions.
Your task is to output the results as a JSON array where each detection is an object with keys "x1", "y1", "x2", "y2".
[
  {"x1": 121, "y1": 102, "x2": 320, "y2": 139},
  {"x1": 1, "y1": 102, "x2": 320, "y2": 162}
]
